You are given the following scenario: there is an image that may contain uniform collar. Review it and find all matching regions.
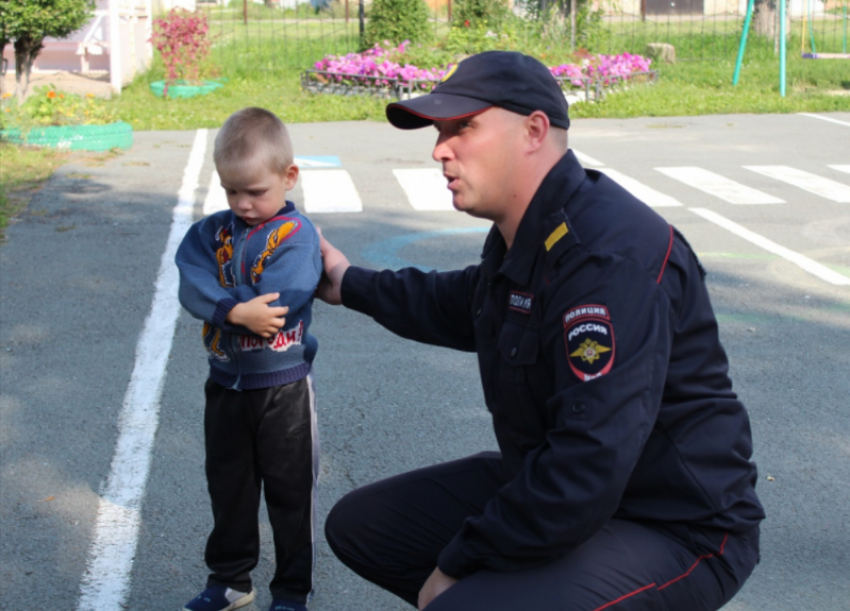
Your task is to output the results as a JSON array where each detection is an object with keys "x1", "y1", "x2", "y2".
[{"x1": 481, "y1": 150, "x2": 585, "y2": 285}]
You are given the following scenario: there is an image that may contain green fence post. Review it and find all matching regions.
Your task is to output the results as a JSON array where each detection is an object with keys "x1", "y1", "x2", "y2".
[{"x1": 733, "y1": 0, "x2": 756, "y2": 85}]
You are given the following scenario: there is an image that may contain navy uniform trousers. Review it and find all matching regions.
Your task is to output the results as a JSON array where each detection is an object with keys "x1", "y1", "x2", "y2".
[{"x1": 325, "y1": 453, "x2": 760, "y2": 611}]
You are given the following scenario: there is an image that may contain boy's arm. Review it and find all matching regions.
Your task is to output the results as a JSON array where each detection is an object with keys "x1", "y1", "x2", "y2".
[
  {"x1": 226, "y1": 294, "x2": 289, "y2": 338},
  {"x1": 233, "y1": 218, "x2": 322, "y2": 320},
  {"x1": 175, "y1": 216, "x2": 245, "y2": 328}
]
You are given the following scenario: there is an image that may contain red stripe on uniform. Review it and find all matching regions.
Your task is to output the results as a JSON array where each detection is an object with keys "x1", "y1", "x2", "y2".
[
  {"x1": 658, "y1": 532, "x2": 728, "y2": 591},
  {"x1": 590, "y1": 531, "x2": 729, "y2": 610},
  {"x1": 590, "y1": 583, "x2": 657, "y2": 611},
  {"x1": 656, "y1": 224, "x2": 674, "y2": 284}
]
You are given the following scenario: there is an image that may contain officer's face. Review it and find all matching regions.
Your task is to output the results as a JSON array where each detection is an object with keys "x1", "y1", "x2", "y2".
[{"x1": 432, "y1": 107, "x2": 525, "y2": 222}]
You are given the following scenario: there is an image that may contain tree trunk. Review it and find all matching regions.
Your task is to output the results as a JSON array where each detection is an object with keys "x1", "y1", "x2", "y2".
[
  {"x1": 14, "y1": 35, "x2": 43, "y2": 103},
  {"x1": 1, "y1": 42, "x2": 7, "y2": 98},
  {"x1": 753, "y1": 0, "x2": 790, "y2": 53}
]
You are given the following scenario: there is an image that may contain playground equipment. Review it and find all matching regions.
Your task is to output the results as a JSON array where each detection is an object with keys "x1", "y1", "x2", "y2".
[
  {"x1": 801, "y1": 0, "x2": 849, "y2": 58},
  {"x1": 733, "y1": 0, "x2": 848, "y2": 97}
]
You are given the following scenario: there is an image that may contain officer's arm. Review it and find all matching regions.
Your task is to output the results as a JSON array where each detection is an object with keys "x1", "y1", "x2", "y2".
[
  {"x1": 437, "y1": 263, "x2": 675, "y2": 577},
  {"x1": 340, "y1": 264, "x2": 479, "y2": 353}
]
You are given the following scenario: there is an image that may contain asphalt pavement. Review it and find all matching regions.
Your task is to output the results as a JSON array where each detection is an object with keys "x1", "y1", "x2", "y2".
[{"x1": 1, "y1": 112, "x2": 848, "y2": 611}]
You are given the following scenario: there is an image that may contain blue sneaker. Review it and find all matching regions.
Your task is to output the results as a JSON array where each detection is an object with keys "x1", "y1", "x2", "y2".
[
  {"x1": 268, "y1": 601, "x2": 307, "y2": 611},
  {"x1": 183, "y1": 586, "x2": 254, "y2": 611}
]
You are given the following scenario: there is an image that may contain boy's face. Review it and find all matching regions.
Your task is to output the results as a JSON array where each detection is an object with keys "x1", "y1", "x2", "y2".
[{"x1": 217, "y1": 159, "x2": 299, "y2": 226}]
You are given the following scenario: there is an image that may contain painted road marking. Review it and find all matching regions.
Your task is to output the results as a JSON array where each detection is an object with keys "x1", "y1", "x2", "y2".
[
  {"x1": 393, "y1": 168, "x2": 454, "y2": 211},
  {"x1": 690, "y1": 207, "x2": 850, "y2": 286},
  {"x1": 301, "y1": 169, "x2": 362, "y2": 213},
  {"x1": 295, "y1": 155, "x2": 342, "y2": 168},
  {"x1": 76, "y1": 130, "x2": 208, "y2": 611},
  {"x1": 203, "y1": 170, "x2": 228, "y2": 216},
  {"x1": 830, "y1": 165, "x2": 850, "y2": 175},
  {"x1": 799, "y1": 113, "x2": 850, "y2": 128},
  {"x1": 572, "y1": 149, "x2": 605, "y2": 167},
  {"x1": 744, "y1": 166, "x2": 850, "y2": 203},
  {"x1": 656, "y1": 167, "x2": 785, "y2": 205},
  {"x1": 599, "y1": 168, "x2": 683, "y2": 207}
]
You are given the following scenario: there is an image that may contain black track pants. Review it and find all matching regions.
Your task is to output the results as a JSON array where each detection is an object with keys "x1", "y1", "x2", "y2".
[
  {"x1": 325, "y1": 452, "x2": 759, "y2": 611},
  {"x1": 204, "y1": 376, "x2": 318, "y2": 602}
]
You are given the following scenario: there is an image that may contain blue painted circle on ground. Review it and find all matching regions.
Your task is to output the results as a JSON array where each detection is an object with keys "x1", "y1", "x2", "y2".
[{"x1": 363, "y1": 227, "x2": 490, "y2": 271}]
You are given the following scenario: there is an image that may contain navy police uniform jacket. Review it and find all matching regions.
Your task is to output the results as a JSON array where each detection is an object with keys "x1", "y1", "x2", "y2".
[{"x1": 341, "y1": 151, "x2": 765, "y2": 579}]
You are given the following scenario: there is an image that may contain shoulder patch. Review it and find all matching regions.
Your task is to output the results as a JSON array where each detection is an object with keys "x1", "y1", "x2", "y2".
[{"x1": 563, "y1": 304, "x2": 615, "y2": 382}]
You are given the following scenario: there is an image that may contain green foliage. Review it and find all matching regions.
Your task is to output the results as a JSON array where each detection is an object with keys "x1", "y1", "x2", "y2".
[
  {"x1": 364, "y1": 0, "x2": 431, "y2": 48},
  {"x1": 0, "y1": 0, "x2": 95, "y2": 45},
  {"x1": 2, "y1": 85, "x2": 116, "y2": 128},
  {"x1": 452, "y1": 0, "x2": 509, "y2": 29}
]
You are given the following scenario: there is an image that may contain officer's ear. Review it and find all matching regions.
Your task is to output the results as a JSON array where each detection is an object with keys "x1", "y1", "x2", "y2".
[{"x1": 525, "y1": 111, "x2": 550, "y2": 153}]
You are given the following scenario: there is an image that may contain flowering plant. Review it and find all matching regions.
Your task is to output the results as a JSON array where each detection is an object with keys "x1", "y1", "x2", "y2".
[
  {"x1": 314, "y1": 42, "x2": 449, "y2": 91},
  {"x1": 312, "y1": 43, "x2": 652, "y2": 93},
  {"x1": 150, "y1": 9, "x2": 214, "y2": 91},
  {"x1": 551, "y1": 53, "x2": 653, "y2": 87},
  {"x1": 1, "y1": 85, "x2": 116, "y2": 128}
]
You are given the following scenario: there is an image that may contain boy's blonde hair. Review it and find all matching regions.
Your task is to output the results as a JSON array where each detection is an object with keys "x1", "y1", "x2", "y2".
[{"x1": 213, "y1": 107, "x2": 294, "y2": 175}]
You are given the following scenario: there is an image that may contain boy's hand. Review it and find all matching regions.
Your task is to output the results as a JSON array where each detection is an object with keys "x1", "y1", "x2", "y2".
[
  {"x1": 316, "y1": 229, "x2": 351, "y2": 306},
  {"x1": 226, "y1": 293, "x2": 289, "y2": 338}
]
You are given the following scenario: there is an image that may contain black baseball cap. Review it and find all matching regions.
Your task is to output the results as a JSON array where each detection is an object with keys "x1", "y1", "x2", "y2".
[{"x1": 386, "y1": 51, "x2": 570, "y2": 130}]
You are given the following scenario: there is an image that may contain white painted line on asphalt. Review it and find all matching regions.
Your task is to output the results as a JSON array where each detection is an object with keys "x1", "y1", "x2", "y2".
[
  {"x1": 76, "y1": 129, "x2": 208, "y2": 611},
  {"x1": 572, "y1": 149, "x2": 605, "y2": 167},
  {"x1": 300, "y1": 169, "x2": 362, "y2": 213},
  {"x1": 798, "y1": 113, "x2": 850, "y2": 128},
  {"x1": 829, "y1": 165, "x2": 850, "y2": 175},
  {"x1": 744, "y1": 166, "x2": 850, "y2": 203},
  {"x1": 393, "y1": 168, "x2": 454, "y2": 211},
  {"x1": 690, "y1": 207, "x2": 850, "y2": 286},
  {"x1": 599, "y1": 168, "x2": 683, "y2": 207},
  {"x1": 656, "y1": 167, "x2": 785, "y2": 205},
  {"x1": 203, "y1": 169, "x2": 229, "y2": 215}
]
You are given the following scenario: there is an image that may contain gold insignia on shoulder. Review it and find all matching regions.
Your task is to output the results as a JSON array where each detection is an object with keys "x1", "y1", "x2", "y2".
[{"x1": 545, "y1": 222, "x2": 569, "y2": 251}]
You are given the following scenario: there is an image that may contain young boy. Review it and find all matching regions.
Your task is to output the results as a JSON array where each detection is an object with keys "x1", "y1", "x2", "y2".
[{"x1": 175, "y1": 107, "x2": 321, "y2": 611}]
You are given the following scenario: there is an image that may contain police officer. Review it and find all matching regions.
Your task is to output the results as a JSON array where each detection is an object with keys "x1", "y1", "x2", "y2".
[{"x1": 317, "y1": 51, "x2": 764, "y2": 611}]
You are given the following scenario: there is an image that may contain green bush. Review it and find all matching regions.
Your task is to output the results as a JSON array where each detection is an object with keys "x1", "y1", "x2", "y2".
[
  {"x1": 452, "y1": 0, "x2": 509, "y2": 29},
  {"x1": 364, "y1": 0, "x2": 431, "y2": 48}
]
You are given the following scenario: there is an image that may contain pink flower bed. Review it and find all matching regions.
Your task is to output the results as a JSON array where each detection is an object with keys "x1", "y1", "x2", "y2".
[{"x1": 313, "y1": 42, "x2": 653, "y2": 91}]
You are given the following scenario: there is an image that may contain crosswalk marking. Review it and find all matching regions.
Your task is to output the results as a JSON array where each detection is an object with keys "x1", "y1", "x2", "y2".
[
  {"x1": 690, "y1": 208, "x2": 850, "y2": 286},
  {"x1": 598, "y1": 168, "x2": 683, "y2": 208},
  {"x1": 393, "y1": 169, "x2": 454, "y2": 211},
  {"x1": 744, "y1": 166, "x2": 850, "y2": 203},
  {"x1": 203, "y1": 170, "x2": 229, "y2": 216},
  {"x1": 300, "y1": 169, "x2": 362, "y2": 213},
  {"x1": 573, "y1": 149, "x2": 605, "y2": 167},
  {"x1": 830, "y1": 165, "x2": 850, "y2": 175},
  {"x1": 656, "y1": 167, "x2": 785, "y2": 205}
]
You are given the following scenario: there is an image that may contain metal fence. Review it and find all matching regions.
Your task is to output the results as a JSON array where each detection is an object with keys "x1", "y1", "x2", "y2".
[{"x1": 197, "y1": 0, "x2": 849, "y2": 70}]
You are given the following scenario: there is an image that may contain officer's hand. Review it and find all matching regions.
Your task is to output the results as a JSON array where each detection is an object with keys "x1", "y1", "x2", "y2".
[
  {"x1": 316, "y1": 229, "x2": 350, "y2": 306},
  {"x1": 418, "y1": 566, "x2": 458, "y2": 610}
]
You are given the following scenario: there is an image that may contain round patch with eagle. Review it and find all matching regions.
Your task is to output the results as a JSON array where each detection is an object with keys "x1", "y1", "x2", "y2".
[{"x1": 563, "y1": 304, "x2": 615, "y2": 382}]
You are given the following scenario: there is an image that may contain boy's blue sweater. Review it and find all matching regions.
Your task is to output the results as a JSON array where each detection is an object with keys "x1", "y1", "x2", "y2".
[{"x1": 175, "y1": 201, "x2": 321, "y2": 390}]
